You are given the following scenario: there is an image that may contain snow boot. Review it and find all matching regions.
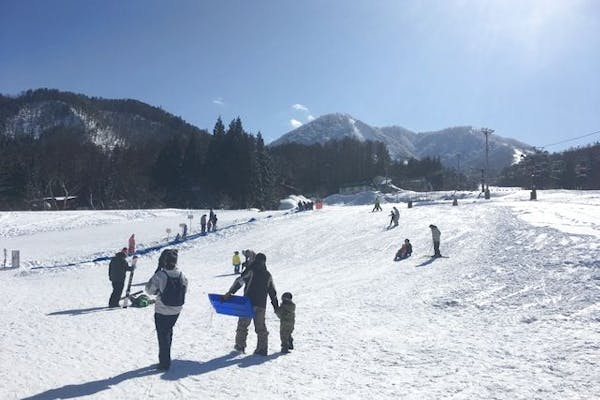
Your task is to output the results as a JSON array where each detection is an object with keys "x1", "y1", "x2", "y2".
[
  {"x1": 234, "y1": 344, "x2": 245, "y2": 353},
  {"x1": 253, "y1": 349, "x2": 267, "y2": 356}
]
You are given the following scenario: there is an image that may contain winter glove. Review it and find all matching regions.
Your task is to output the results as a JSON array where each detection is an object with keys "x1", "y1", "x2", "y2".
[{"x1": 221, "y1": 292, "x2": 232, "y2": 302}]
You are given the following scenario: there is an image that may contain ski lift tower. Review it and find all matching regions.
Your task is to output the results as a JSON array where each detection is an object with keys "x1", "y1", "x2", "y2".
[{"x1": 481, "y1": 128, "x2": 494, "y2": 199}]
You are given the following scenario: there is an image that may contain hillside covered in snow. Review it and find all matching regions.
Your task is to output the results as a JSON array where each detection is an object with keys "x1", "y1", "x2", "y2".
[
  {"x1": 271, "y1": 113, "x2": 534, "y2": 172},
  {"x1": 1, "y1": 189, "x2": 599, "y2": 399}
]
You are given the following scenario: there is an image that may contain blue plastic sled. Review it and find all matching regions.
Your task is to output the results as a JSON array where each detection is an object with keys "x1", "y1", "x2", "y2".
[{"x1": 208, "y1": 293, "x2": 255, "y2": 318}]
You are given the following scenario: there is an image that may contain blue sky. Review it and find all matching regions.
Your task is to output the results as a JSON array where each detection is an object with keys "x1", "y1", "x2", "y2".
[{"x1": 1, "y1": 0, "x2": 599, "y2": 150}]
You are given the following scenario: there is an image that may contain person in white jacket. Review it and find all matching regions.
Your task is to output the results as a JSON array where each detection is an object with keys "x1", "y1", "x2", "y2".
[
  {"x1": 145, "y1": 249, "x2": 188, "y2": 371},
  {"x1": 429, "y1": 224, "x2": 442, "y2": 257}
]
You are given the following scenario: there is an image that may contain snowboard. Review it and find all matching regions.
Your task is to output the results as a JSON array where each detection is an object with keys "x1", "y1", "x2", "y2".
[
  {"x1": 123, "y1": 256, "x2": 138, "y2": 308},
  {"x1": 208, "y1": 293, "x2": 255, "y2": 318}
]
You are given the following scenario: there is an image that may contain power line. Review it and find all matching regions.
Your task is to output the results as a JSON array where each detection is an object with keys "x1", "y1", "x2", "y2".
[{"x1": 541, "y1": 129, "x2": 600, "y2": 149}]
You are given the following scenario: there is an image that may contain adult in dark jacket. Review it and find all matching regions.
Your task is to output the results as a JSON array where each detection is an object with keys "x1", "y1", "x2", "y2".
[
  {"x1": 108, "y1": 248, "x2": 131, "y2": 307},
  {"x1": 223, "y1": 253, "x2": 278, "y2": 355}
]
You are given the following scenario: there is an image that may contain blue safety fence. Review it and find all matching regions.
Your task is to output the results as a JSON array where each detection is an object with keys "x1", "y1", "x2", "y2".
[{"x1": 29, "y1": 214, "x2": 275, "y2": 270}]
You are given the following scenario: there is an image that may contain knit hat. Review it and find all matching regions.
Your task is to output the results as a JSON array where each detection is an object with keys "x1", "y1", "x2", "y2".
[
  {"x1": 282, "y1": 292, "x2": 292, "y2": 301},
  {"x1": 164, "y1": 249, "x2": 178, "y2": 268},
  {"x1": 255, "y1": 253, "x2": 266, "y2": 263}
]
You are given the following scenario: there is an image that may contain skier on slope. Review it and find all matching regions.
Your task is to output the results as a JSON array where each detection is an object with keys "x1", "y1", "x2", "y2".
[
  {"x1": 372, "y1": 196, "x2": 382, "y2": 212},
  {"x1": 108, "y1": 248, "x2": 132, "y2": 307},
  {"x1": 388, "y1": 206, "x2": 399, "y2": 228},
  {"x1": 222, "y1": 253, "x2": 278, "y2": 355},
  {"x1": 429, "y1": 224, "x2": 442, "y2": 257},
  {"x1": 145, "y1": 250, "x2": 188, "y2": 371}
]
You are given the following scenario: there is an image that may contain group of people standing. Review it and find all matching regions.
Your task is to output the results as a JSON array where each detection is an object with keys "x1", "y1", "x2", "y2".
[
  {"x1": 108, "y1": 245, "x2": 295, "y2": 371},
  {"x1": 297, "y1": 200, "x2": 314, "y2": 211},
  {"x1": 200, "y1": 209, "x2": 218, "y2": 234}
]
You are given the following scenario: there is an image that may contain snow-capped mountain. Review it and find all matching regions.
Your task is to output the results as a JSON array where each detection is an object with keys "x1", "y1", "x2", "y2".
[
  {"x1": 0, "y1": 89, "x2": 208, "y2": 149},
  {"x1": 271, "y1": 113, "x2": 534, "y2": 173}
]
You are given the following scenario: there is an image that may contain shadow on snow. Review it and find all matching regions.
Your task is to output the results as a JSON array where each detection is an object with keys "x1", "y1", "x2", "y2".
[
  {"x1": 161, "y1": 351, "x2": 283, "y2": 381},
  {"x1": 415, "y1": 258, "x2": 438, "y2": 268},
  {"x1": 22, "y1": 365, "x2": 162, "y2": 399},
  {"x1": 23, "y1": 352, "x2": 282, "y2": 399},
  {"x1": 47, "y1": 306, "x2": 119, "y2": 316}
]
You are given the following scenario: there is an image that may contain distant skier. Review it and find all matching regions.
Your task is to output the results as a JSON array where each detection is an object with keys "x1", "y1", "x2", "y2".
[
  {"x1": 181, "y1": 223, "x2": 188, "y2": 239},
  {"x1": 145, "y1": 249, "x2": 188, "y2": 371},
  {"x1": 394, "y1": 239, "x2": 412, "y2": 261},
  {"x1": 232, "y1": 251, "x2": 241, "y2": 274},
  {"x1": 429, "y1": 224, "x2": 442, "y2": 257},
  {"x1": 222, "y1": 253, "x2": 278, "y2": 355},
  {"x1": 108, "y1": 248, "x2": 132, "y2": 308},
  {"x1": 388, "y1": 206, "x2": 399, "y2": 228},
  {"x1": 275, "y1": 292, "x2": 295, "y2": 354},
  {"x1": 200, "y1": 214, "x2": 207, "y2": 235},
  {"x1": 209, "y1": 209, "x2": 215, "y2": 224},
  {"x1": 372, "y1": 197, "x2": 382, "y2": 212},
  {"x1": 128, "y1": 234, "x2": 136, "y2": 256},
  {"x1": 211, "y1": 213, "x2": 218, "y2": 232}
]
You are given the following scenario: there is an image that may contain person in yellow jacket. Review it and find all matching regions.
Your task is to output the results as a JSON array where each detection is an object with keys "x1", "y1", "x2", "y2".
[{"x1": 232, "y1": 251, "x2": 242, "y2": 274}]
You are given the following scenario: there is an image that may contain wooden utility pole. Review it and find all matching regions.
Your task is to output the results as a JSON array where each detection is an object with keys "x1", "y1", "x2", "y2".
[{"x1": 481, "y1": 128, "x2": 494, "y2": 199}]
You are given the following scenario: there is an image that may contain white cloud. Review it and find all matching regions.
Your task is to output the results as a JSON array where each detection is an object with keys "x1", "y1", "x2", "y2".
[
  {"x1": 213, "y1": 98, "x2": 225, "y2": 106},
  {"x1": 307, "y1": 114, "x2": 315, "y2": 121},
  {"x1": 292, "y1": 103, "x2": 309, "y2": 112},
  {"x1": 290, "y1": 119, "x2": 303, "y2": 128}
]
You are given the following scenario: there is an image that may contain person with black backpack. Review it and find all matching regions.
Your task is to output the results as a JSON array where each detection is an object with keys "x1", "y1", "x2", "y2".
[{"x1": 145, "y1": 249, "x2": 188, "y2": 371}]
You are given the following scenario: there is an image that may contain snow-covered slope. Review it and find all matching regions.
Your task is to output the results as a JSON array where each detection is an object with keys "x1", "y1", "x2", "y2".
[{"x1": 1, "y1": 190, "x2": 599, "y2": 399}]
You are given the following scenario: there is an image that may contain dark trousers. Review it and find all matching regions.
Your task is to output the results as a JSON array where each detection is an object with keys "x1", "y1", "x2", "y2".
[
  {"x1": 433, "y1": 241, "x2": 441, "y2": 256},
  {"x1": 155, "y1": 313, "x2": 180, "y2": 369},
  {"x1": 109, "y1": 280, "x2": 124, "y2": 307}
]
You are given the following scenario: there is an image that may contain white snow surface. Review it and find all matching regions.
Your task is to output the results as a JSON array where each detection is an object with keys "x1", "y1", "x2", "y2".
[{"x1": 1, "y1": 190, "x2": 599, "y2": 399}]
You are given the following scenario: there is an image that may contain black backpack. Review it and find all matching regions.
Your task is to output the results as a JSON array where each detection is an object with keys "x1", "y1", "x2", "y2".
[{"x1": 161, "y1": 271, "x2": 186, "y2": 306}]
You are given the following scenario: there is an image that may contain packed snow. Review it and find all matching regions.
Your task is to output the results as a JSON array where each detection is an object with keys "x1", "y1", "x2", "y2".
[{"x1": 1, "y1": 189, "x2": 599, "y2": 399}]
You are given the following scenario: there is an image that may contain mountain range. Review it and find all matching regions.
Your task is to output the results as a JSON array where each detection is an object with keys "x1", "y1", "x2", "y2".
[
  {"x1": 271, "y1": 113, "x2": 534, "y2": 174},
  {"x1": 0, "y1": 89, "x2": 209, "y2": 149},
  {"x1": 0, "y1": 90, "x2": 533, "y2": 174}
]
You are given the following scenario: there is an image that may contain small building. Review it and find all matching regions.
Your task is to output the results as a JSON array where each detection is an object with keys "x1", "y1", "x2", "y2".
[
  {"x1": 339, "y1": 182, "x2": 373, "y2": 195},
  {"x1": 29, "y1": 196, "x2": 79, "y2": 210}
]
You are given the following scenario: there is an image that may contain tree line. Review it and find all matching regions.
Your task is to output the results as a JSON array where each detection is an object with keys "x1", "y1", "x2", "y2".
[
  {"x1": 497, "y1": 144, "x2": 600, "y2": 190},
  {"x1": 0, "y1": 116, "x2": 483, "y2": 211}
]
